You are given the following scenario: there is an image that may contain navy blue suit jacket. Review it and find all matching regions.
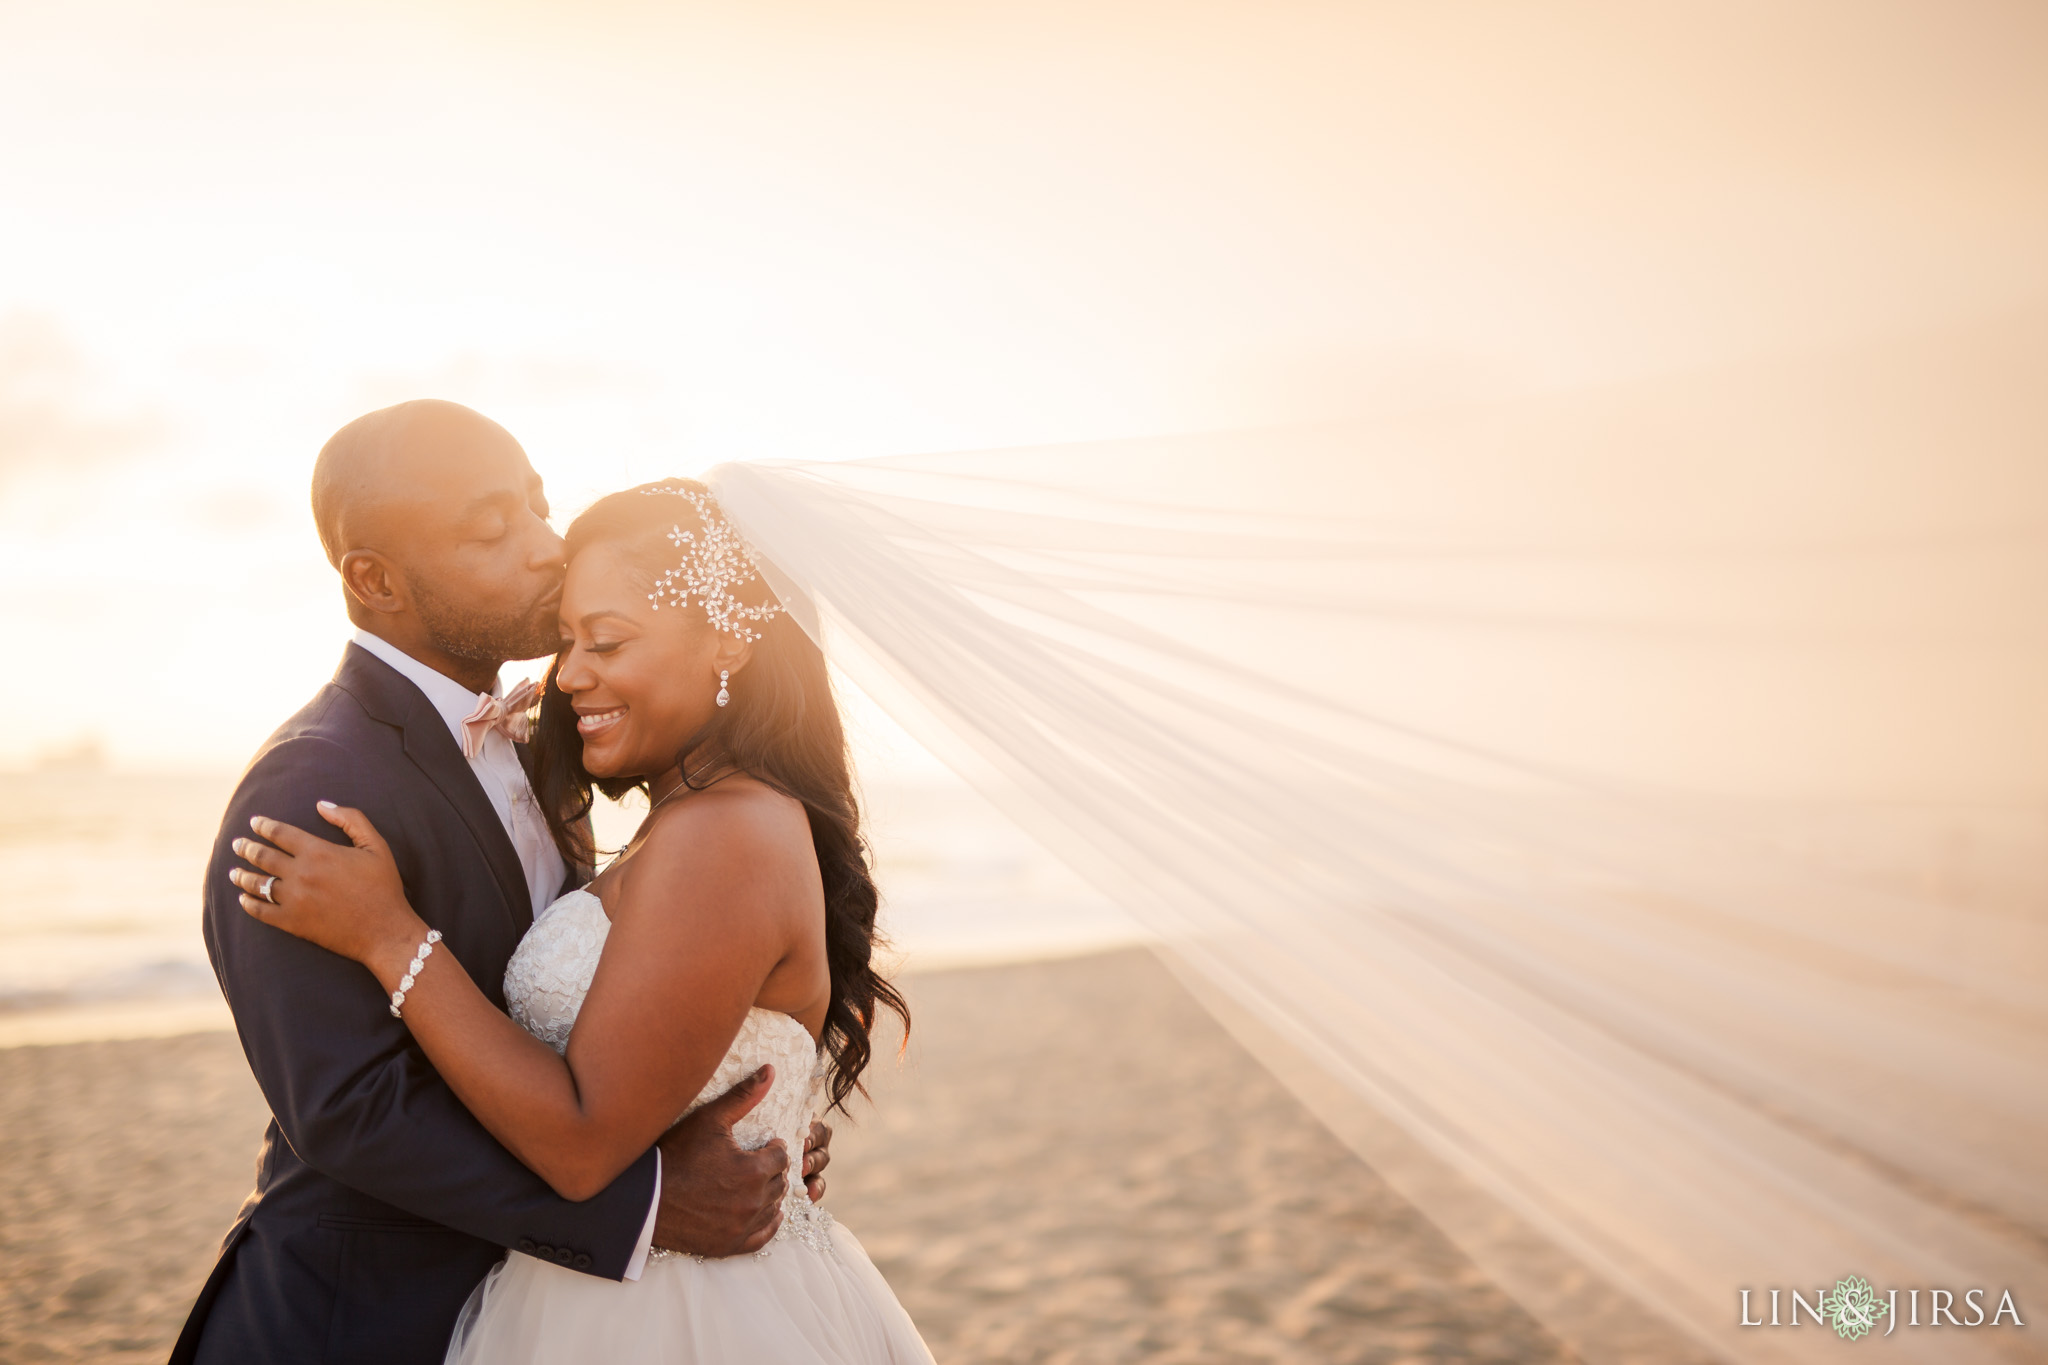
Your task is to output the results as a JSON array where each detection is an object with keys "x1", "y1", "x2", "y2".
[{"x1": 171, "y1": 644, "x2": 656, "y2": 1365}]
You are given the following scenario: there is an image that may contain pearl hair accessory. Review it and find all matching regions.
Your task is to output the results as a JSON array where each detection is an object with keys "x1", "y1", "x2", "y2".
[
  {"x1": 637, "y1": 484, "x2": 782, "y2": 643},
  {"x1": 388, "y1": 929, "x2": 444, "y2": 1019}
]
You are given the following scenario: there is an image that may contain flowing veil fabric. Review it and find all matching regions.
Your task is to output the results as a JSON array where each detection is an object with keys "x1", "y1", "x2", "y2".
[{"x1": 708, "y1": 312, "x2": 2047, "y2": 1364}]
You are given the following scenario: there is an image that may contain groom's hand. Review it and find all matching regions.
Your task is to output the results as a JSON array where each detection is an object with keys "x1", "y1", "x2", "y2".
[
  {"x1": 803, "y1": 1120, "x2": 832, "y2": 1203},
  {"x1": 651, "y1": 1065, "x2": 790, "y2": 1256}
]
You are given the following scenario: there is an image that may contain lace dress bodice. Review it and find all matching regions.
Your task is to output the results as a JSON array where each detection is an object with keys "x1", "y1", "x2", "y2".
[{"x1": 501, "y1": 888, "x2": 833, "y2": 1255}]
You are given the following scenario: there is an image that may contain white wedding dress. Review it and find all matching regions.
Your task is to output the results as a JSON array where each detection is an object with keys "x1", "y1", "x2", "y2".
[{"x1": 443, "y1": 888, "x2": 934, "y2": 1365}]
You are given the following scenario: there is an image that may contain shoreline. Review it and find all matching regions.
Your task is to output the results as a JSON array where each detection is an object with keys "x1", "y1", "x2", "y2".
[
  {"x1": 0, "y1": 998, "x2": 235, "y2": 1050},
  {"x1": 0, "y1": 938, "x2": 1153, "y2": 1052}
]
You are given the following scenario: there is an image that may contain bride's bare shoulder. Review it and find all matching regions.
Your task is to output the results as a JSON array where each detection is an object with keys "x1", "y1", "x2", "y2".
[{"x1": 614, "y1": 777, "x2": 816, "y2": 910}]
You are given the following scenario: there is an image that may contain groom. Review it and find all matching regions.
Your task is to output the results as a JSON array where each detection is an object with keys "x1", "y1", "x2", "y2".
[{"x1": 172, "y1": 400, "x2": 830, "y2": 1364}]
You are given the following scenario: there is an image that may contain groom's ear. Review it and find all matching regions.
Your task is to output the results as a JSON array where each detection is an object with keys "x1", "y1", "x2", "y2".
[{"x1": 339, "y1": 548, "x2": 408, "y2": 618}]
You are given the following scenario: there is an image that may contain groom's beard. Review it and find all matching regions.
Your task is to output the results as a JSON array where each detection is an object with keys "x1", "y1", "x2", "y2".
[{"x1": 411, "y1": 576, "x2": 562, "y2": 665}]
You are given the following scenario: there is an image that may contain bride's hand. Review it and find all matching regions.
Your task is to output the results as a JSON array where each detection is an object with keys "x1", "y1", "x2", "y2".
[{"x1": 231, "y1": 802, "x2": 426, "y2": 971}]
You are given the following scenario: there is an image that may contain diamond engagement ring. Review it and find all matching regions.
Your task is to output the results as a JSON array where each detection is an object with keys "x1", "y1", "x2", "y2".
[{"x1": 258, "y1": 875, "x2": 278, "y2": 903}]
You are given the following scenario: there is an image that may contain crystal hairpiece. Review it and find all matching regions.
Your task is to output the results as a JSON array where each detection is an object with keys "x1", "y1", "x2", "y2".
[{"x1": 636, "y1": 483, "x2": 782, "y2": 643}]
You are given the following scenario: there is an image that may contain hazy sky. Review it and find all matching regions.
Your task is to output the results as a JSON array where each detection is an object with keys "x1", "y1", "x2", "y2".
[{"x1": 3, "y1": 0, "x2": 2043, "y2": 770}]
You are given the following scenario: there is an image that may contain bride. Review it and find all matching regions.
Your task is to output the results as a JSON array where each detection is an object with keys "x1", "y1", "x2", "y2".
[{"x1": 226, "y1": 478, "x2": 934, "y2": 1364}]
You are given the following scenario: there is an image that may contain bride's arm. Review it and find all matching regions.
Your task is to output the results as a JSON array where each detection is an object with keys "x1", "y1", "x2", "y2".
[{"x1": 232, "y1": 790, "x2": 816, "y2": 1202}]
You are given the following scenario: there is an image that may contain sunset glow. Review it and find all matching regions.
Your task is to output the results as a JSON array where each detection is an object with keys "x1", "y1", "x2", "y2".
[{"x1": 4, "y1": 1, "x2": 2044, "y2": 770}]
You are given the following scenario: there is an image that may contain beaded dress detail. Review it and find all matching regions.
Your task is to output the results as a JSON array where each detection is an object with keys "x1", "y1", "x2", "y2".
[
  {"x1": 444, "y1": 888, "x2": 933, "y2": 1365},
  {"x1": 502, "y1": 889, "x2": 835, "y2": 1255}
]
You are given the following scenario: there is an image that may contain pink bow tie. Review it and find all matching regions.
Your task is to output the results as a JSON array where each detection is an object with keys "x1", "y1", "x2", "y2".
[{"x1": 460, "y1": 680, "x2": 538, "y2": 759}]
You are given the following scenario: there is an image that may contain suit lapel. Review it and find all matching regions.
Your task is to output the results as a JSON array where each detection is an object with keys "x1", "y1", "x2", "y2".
[{"x1": 333, "y1": 645, "x2": 534, "y2": 935}]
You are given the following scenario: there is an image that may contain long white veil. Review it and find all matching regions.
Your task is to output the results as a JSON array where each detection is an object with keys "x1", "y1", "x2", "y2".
[{"x1": 709, "y1": 310, "x2": 2047, "y2": 1364}]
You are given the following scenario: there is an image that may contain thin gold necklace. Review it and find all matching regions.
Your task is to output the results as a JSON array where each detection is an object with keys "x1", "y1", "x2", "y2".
[
  {"x1": 645, "y1": 755, "x2": 728, "y2": 816},
  {"x1": 610, "y1": 761, "x2": 726, "y2": 873}
]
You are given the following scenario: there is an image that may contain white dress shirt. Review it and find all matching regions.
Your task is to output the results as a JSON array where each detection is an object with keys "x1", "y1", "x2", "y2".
[
  {"x1": 350, "y1": 630, "x2": 661, "y2": 1279},
  {"x1": 350, "y1": 629, "x2": 566, "y2": 920}
]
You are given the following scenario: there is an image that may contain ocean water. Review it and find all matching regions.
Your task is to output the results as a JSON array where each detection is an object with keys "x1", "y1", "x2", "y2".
[
  {"x1": 0, "y1": 770, "x2": 1140, "y2": 1047},
  {"x1": 14, "y1": 766, "x2": 2034, "y2": 1050}
]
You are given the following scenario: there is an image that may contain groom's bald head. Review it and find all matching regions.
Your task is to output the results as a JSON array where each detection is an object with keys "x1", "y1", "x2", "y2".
[
  {"x1": 312, "y1": 399, "x2": 518, "y2": 567},
  {"x1": 310, "y1": 399, "x2": 567, "y2": 685}
]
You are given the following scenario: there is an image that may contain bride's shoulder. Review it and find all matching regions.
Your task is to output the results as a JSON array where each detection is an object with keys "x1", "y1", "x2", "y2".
[{"x1": 626, "y1": 777, "x2": 813, "y2": 889}]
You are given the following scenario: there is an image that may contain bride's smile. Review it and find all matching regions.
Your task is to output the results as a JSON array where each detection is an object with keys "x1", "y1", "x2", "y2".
[{"x1": 572, "y1": 706, "x2": 626, "y2": 738}]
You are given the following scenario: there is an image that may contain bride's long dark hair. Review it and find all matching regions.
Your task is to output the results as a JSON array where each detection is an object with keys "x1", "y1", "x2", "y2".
[{"x1": 530, "y1": 479, "x2": 906, "y2": 1112}]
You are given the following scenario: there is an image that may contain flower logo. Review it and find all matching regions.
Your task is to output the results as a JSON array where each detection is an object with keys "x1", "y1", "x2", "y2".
[{"x1": 1824, "y1": 1275, "x2": 1888, "y2": 1341}]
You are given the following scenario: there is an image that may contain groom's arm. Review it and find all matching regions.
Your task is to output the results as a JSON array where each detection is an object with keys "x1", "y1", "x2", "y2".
[{"x1": 205, "y1": 736, "x2": 656, "y2": 1277}]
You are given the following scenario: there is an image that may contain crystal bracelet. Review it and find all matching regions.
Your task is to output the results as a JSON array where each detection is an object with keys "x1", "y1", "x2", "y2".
[{"x1": 389, "y1": 929, "x2": 444, "y2": 1018}]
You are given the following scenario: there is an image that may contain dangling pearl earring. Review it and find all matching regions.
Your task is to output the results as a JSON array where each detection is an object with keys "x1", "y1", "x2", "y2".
[{"x1": 715, "y1": 668, "x2": 730, "y2": 708}]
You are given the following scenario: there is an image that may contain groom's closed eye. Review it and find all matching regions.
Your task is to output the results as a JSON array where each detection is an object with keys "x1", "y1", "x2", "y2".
[{"x1": 456, "y1": 489, "x2": 529, "y2": 543}]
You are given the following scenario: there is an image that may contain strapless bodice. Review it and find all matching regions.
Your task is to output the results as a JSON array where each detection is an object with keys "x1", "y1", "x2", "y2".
[{"x1": 502, "y1": 887, "x2": 831, "y2": 1254}]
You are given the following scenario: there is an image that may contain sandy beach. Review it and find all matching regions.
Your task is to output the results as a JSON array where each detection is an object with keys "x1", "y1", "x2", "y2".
[{"x1": 0, "y1": 949, "x2": 1569, "y2": 1364}]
